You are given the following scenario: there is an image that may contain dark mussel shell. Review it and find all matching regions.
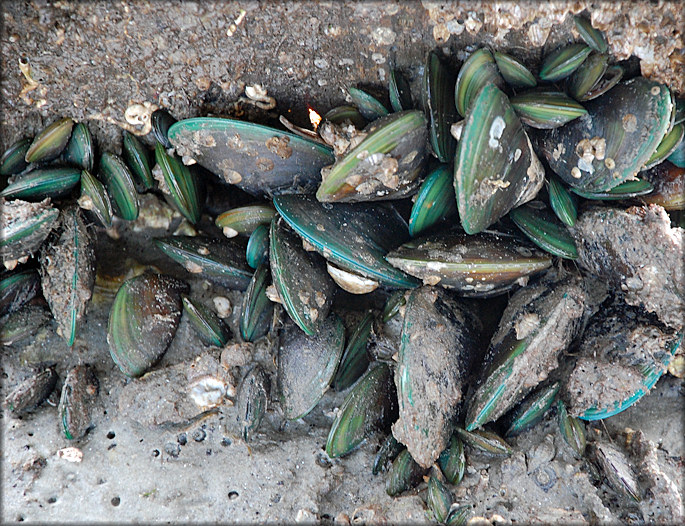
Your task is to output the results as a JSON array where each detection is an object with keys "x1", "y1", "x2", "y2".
[
  {"x1": 0, "y1": 303, "x2": 52, "y2": 345},
  {"x1": 98, "y1": 152, "x2": 139, "y2": 221},
  {"x1": 385, "y1": 448, "x2": 427, "y2": 497},
  {"x1": 182, "y1": 296, "x2": 231, "y2": 347},
  {"x1": 4, "y1": 365, "x2": 57, "y2": 416},
  {"x1": 1, "y1": 137, "x2": 32, "y2": 176},
  {"x1": 642, "y1": 161, "x2": 685, "y2": 210},
  {"x1": 332, "y1": 310, "x2": 373, "y2": 391},
  {"x1": 0, "y1": 198, "x2": 59, "y2": 267},
  {"x1": 424, "y1": 50, "x2": 458, "y2": 162},
  {"x1": 239, "y1": 263, "x2": 273, "y2": 343},
  {"x1": 58, "y1": 364, "x2": 99, "y2": 440},
  {"x1": 235, "y1": 365, "x2": 270, "y2": 441},
  {"x1": 78, "y1": 169, "x2": 114, "y2": 228},
  {"x1": 150, "y1": 108, "x2": 177, "y2": 149},
  {"x1": 154, "y1": 142, "x2": 202, "y2": 224},
  {"x1": 0, "y1": 268, "x2": 41, "y2": 317},
  {"x1": 0, "y1": 167, "x2": 81, "y2": 201},
  {"x1": 122, "y1": 130, "x2": 154, "y2": 190},
  {"x1": 347, "y1": 86, "x2": 389, "y2": 121},
  {"x1": 167, "y1": 117, "x2": 334, "y2": 197},
  {"x1": 63, "y1": 122, "x2": 95, "y2": 171}
]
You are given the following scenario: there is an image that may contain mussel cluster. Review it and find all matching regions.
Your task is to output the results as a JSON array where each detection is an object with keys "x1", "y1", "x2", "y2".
[{"x1": 2, "y1": 14, "x2": 684, "y2": 524}]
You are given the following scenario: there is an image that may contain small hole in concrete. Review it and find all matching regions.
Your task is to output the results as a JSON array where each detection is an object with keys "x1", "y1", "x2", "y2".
[
  {"x1": 221, "y1": 437, "x2": 232, "y2": 447},
  {"x1": 152, "y1": 449, "x2": 160, "y2": 457},
  {"x1": 107, "y1": 431, "x2": 115, "y2": 439},
  {"x1": 47, "y1": 496, "x2": 57, "y2": 504},
  {"x1": 111, "y1": 497, "x2": 121, "y2": 506},
  {"x1": 27, "y1": 432, "x2": 33, "y2": 437},
  {"x1": 228, "y1": 491, "x2": 239, "y2": 500},
  {"x1": 17, "y1": 515, "x2": 24, "y2": 522}
]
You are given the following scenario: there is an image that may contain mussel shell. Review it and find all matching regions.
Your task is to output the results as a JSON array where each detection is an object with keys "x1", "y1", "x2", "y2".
[
  {"x1": 0, "y1": 198, "x2": 59, "y2": 265},
  {"x1": 277, "y1": 314, "x2": 345, "y2": 420},
  {"x1": 427, "y1": 474, "x2": 453, "y2": 523},
  {"x1": 642, "y1": 122, "x2": 684, "y2": 171},
  {"x1": 150, "y1": 109, "x2": 177, "y2": 149},
  {"x1": 454, "y1": 427, "x2": 513, "y2": 456},
  {"x1": 167, "y1": 117, "x2": 335, "y2": 197},
  {"x1": 445, "y1": 505, "x2": 472, "y2": 526},
  {"x1": 455, "y1": 48, "x2": 505, "y2": 118},
  {"x1": 392, "y1": 286, "x2": 480, "y2": 468},
  {"x1": 381, "y1": 289, "x2": 406, "y2": 322},
  {"x1": 438, "y1": 434, "x2": 466, "y2": 485},
  {"x1": 316, "y1": 110, "x2": 427, "y2": 202},
  {"x1": 547, "y1": 174, "x2": 577, "y2": 226},
  {"x1": 667, "y1": 131, "x2": 685, "y2": 168},
  {"x1": 493, "y1": 51, "x2": 536, "y2": 89},
  {"x1": 347, "y1": 87, "x2": 389, "y2": 121},
  {"x1": 570, "y1": 178, "x2": 653, "y2": 200},
  {"x1": 386, "y1": 229, "x2": 552, "y2": 297},
  {"x1": 107, "y1": 272, "x2": 188, "y2": 378},
  {"x1": 373, "y1": 434, "x2": 403, "y2": 475},
  {"x1": 535, "y1": 77, "x2": 673, "y2": 192},
  {"x1": 235, "y1": 365, "x2": 270, "y2": 441},
  {"x1": 323, "y1": 105, "x2": 367, "y2": 128},
  {"x1": 79, "y1": 169, "x2": 113, "y2": 228},
  {"x1": 408, "y1": 163, "x2": 457, "y2": 237},
  {"x1": 62, "y1": 122, "x2": 95, "y2": 171},
  {"x1": 0, "y1": 167, "x2": 81, "y2": 201},
  {"x1": 246, "y1": 223, "x2": 270, "y2": 268},
  {"x1": 39, "y1": 206, "x2": 95, "y2": 346},
  {"x1": 510, "y1": 89, "x2": 587, "y2": 129},
  {"x1": 4, "y1": 365, "x2": 57, "y2": 415},
  {"x1": 269, "y1": 216, "x2": 335, "y2": 335},
  {"x1": 579, "y1": 64, "x2": 623, "y2": 101},
  {"x1": 588, "y1": 441, "x2": 640, "y2": 501},
  {"x1": 423, "y1": 50, "x2": 458, "y2": 162},
  {"x1": 509, "y1": 203, "x2": 579, "y2": 259},
  {"x1": 215, "y1": 204, "x2": 276, "y2": 237},
  {"x1": 154, "y1": 235, "x2": 252, "y2": 290},
  {"x1": 389, "y1": 68, "x2": 413, "y2": 112},
  {"x1": 154, "y1": 142, "x2": 202, "y2": 224},
  {"x1": 566, "y1": 53, "x2": 608, "y2": 101},
  {"x1": 326, "y1": 261, "x2": 379, "y2": 295},
  {"x1": 504, "y1": 381, "x2": 560, "y2": 437},
  {"x1": 465, "y1": 272, "x2": 589, "y2": 431},
  {"x1": 332, "y1": 310, "x2": 373, "y2": 391},
  {"x1": 122, "y1": 131, "x2": 154, "y2": 190},
  {"x1": 538, "y1": 43, "x2": 592, "y2": 82},
  {"x1": 58, "y1": 364, "x2": 99, "y2": 440},
  {"x1": 0, "y1": 269, "x2": 41, "y2": 317},
  {"x1": 1, "y1": 137, "x2": 32, "y2": 176},
  {"x1": 556, "y1": 399, "x2": 586, "y2": 456},
  {"x1": 0, "y1": 303, "x2": 52, "y2": 345},
  {"x1": 98, "y1": 152, "x2": 139, "y2": 221},
  {"x1": 385, "y1": 448, "x2": 427, "y2": 497},
  {"x1": 573, "y1": 15, "x2": 609, "y2": 53},
  {"x1": 642, "y1": 161, "x2": 685, "y2": 210},
  {"x1": 182, "y1": 296, "x2": 231, "y2": 347},
  {"x1": 273, "y1": 194, "x2": 418, "y2": 289},
  {"x1": 325, "y1": 362, "x2": 397, "y2": 458},
  {"x1": 239, "y1": 263, "x2": 273, "y2": 342},
  {"x1": 454, "y1": 83, "x2": 545, "y2": 234},
  {"x1": 25, "y1": 117, "x2": 74, "y2": 164}
]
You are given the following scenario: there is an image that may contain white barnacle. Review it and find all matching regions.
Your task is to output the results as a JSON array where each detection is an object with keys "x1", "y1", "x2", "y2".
[{"x1": 488, "y1": 116, "x2": 506, "y2": 149}]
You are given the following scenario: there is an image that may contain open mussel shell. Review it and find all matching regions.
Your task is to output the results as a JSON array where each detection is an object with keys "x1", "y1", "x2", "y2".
[
  {"x1": 579, "y1": 64, "x2": 623, "y2": 101},
  {"x1": 332, "y1": 310, "x2": 373, "y2": 391},
  {"x1": 573, "y1": 15, "x2": 609, "y2": 53},
  {"x1": 455, "y1": 48, "x2": 505, "y2": 118},
  {"x1": 239, "y1": 263, "x2": 273, "y2": 342},
  {"x1": 539, "y1": 43, "x2": 592, "y2": 82},
  {"x1": 326, "y1": 261, "x2": 379, "y2": 294},
  {"x1": 167, "y1": 117, "x2": 334, "y2": 197},
  {"x1": 510, "y1": 89, "x2": 587, "y2": 129},
  {"x1": 566, "y1": 53, "x2": 608, "y2": 101},
  {"x1": 107, "y1": 272, "x2": 188, "y2": 377},
  {"x1": 642, "y1": 161, "x2": 685, "y2": 210},
  {"x1": 535, "y1": 77, "x2": 673, "y2": 193},
  {"x1": 427, "y1": 473, "x2": 453, "y2": 524},
  {"x1": 385, "y1": 448, "x2": 427, "y2": 497},
  {"x1": 423, "y1": 50, "x2": 458, "y2": 162},
  {"x1": 642, "y1": 122, "x2": 684, "y2": 171},
  {"x1": 588, "y1": 441, "x2": 640, "y2": 501},
  {"x1": 1, "y1": 137, "x2": 32, "y2": 176},
  {"x1": 0, "y1": 269, "x2": 41, "y2": 317},
  {"x1": 58, "y1": 364, "x2": 99, "y2": 440},
  {"x1": 570, "y1": 178, "x2": 653, "y2": 200},
  {"x1": 408, "y1": 163, "x2": 457, "y2": 237},
  {"x1": 454, "y1": 83, "x2": 545, "y2": 234},
  {"x1": 446, "y1": 505, "x2": 472, "y2": 526},
  {"x1": 215, "y1": 204, "x2": 275, "y2": 238},
  {"x1": 438, "y1": 434, "x2": 466, "y2": 485},
  {"x1": 0, "y1": 303, "x2": 51, "y2": 345},
  {"x1": 556, "y1": 399, "x2": 586, "y2": 456},
  {"x1": 373, "y1": 434, "x2": 403, "y2": 475},
  {"x1": 0, "y1": 167, "x2": 81, "y2": 201},
  {"x1": 154, "y1": 235, "x2": 252, "y2": 290},
  {"x1": 122, "y1": 131, "x2": 154, "y2": 190},
  {"x1": 98, "y1": 152, "x2": 139, "y2": 221},
  {"x1": 667, "y1": 132, "x2": 685, "y2": 167},
  {"x1": 454, "y1": 427, "x2": 513, "y2": 456},
  {"x1": 0, "y1": 198, "x2": 59, "y2": 266},
  {"x1": 277, "y1": 314, "x2": 345, "y2": 420},
  {"x1": 150, "y1": 108, "x2": 177, "y2": 149},
  {"x1": 347, "y1": 86, "x2": 389, "y2": 121},
  {"x1": 509, "y1": 202, "x2": 579, "y2": 259},
  {"x1": 270, "y1": 216, "x2": 335, "y2": 335},
  {"x1": 78, "y1": 169, "x2": 113, "y2": 228},
  {"x1": 325, "y1": 362, "x2": 397, "y2": 458},
  {"x1": 504, "y1": 381, "x2": 560, "y2": 437},
  {"x1": 547, "y1": 174, "x2": 577, "y2": 226},
  {"x1": 154, "y1": 142, "x2": 202, "y2": 224},
  {"x1": 323, "y1": 105, "x2": 367, "y2": 128},
  {"x1": 493, "y1": 51, "x2": 536, "y2": 89},
  {"x1": 235, "y1": 365, "x2": 270, "y2": 441},
  {"x1": 274, "y1": 194, "x2": 418, "y2": 289},
  {"x1": 4, "y1": 365, "x2": 57, "y2": 416},
  {"x1": 246, "y1": 223, "x2": 270, "y2": 268},
  {"x1": 39, "y1": 206, "x2": 95, "y2": 346},
  {"x1": 466, "y1": 272, "x2": 589, "y2": 431},
  {"x1": 389, "y1": 68, "x2": 413, "y2": 112},
  {"x1": 393, "y1": 287, "x2": 480, "y2": 468},
  {"x1": 62, "y1": 122, "x2": 95, "y2": 171},
  {"x1": 182, "y1": 296, "x2": 230, "y2": 347},
  {"x1": 316, "y1": 110, "x2": 427, "y2": 202},
  {"x1": 563, "y1": 300, "x2": 682, "y2": 421},
  {"x1": 386, "y1": 228, "x2": 552, "y2": 297},
  {"x1": 25, "y1": 117, "x2": 74, "y2": 164}
]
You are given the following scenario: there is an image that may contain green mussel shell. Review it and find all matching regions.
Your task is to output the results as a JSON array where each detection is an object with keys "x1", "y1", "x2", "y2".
[
  {"x1": 1, "y1": 137, "x2": 32, "y2": 176},
  {"x1": 246, "y1": 223, "x2": 270, "y2": 269},
  {"x1": 539, "y1": 44, "x2": 592, "y2": 82},
  {"x1": 454, "y1": 83, "x2": 545, "y2": 234},
  {"x1": 182, "y1": 296, "x2": 231, "y2": 347},
  {"x1": 427, "y1": 474, "x2": 453, "y2": 523},
  {"x1": 168, "y1": 117, "x2": 335, "y2": 197},
  {"x1": 79, "y1": 169, "x2": 113, "y2": 228},
  {"x1": 154, "y1": 235, "x2": 252, "y2": 290},
  {"x1": 323, "y1": 105, "x2": 366, "y2": 128},
  {"x1": 63, "y1": 122, "x2": 95, "y2": 171},
  {"x1": 389, "y1": 68, "x2": 413, "y2": 112},
  {"x1": 438, "y1": 434, "x2": 466, "y2": 485},
  {"x1": 381, "y1": 289, "x2": 406, "y2": 322},
  {"x1": 3, "y1": 365, "x2": 57, "y2": 415},
  {"x1": 668, "y1": 132, "x2": 685, "y2": 167},
  {"x1": 455, "y1": 48, "x2": 505, "y2": 118},
  {"x1": 332, "y1": 310, "x2": 373, "y2": 391},
  {"x1": 573, "y1": 15, "x2": 608, "y2": 53},
  {"x1": 278, "y1": 314, "x2": 345, "y2": 420},
  {"x1": 347, "y1": 86, "x2": 389, "y2": 121},
  {"x1": 423, "y1": 50, "x2": 458, "y2": 162},
  {"x1": 25, "y1": 117, "x2": 74, "y2": 163},
  {"x1": 570, "y1": 178, "x2": 654, "y2": 200},
  {"x1": 642, "y1": 161, "x2": 685, "y2": 210},
  {"x1": 642, "y1": 122, "x2": 684, "y2": 171},
  {"x1": 0, "y1": 269, "x2": 41, "y2": 317},
  {"x1": 588, "y1": 441, "x2": 640, "y2": 501},
  {"x1": 0, "y1": 198, "x2": 59, "y2": 264},
  {"x1": 273, "y1": 194, "x2": 418, "y2": 289},
  {"x1": 373, "y1": 434, "x2": 403, "y2": 475},
  {"x1": 547, "y1": 174, "x2": 577, "y2": 226},
  {"x1": 408, "y1": 163, "x2": 457, "y2": 237},
  {"x1": 386, "y1": 229, "x2": 553, "y2": 297},
  {"x1": 509, "y1": 203, "x2": 579, "y2": 259},
  {"x1": 150, "y1": 109, "x2": 176, "y2": 149},
  {"x1": 556, "y1": 399, "x2": 586, "y2": 456},
  {"x1": 566, "y1": 53, "x2": 608, "y2": 101},
  {"x1": 579, "y1": 64, "x2": 623, "y2": 101},
  {"x1": 235, "y1": 365, "x2": 270, "y2": 441},
  {"x1": 511, "y1": 89, "x2": 587, "y2": 129},
  {"x1": 326, "y1": 362, "x2": 397, "y2": 458},
  {"x1": 493, "y1": 51, "x2": 536, "y2": 89},
  {"x1": 215, "y1": 204, "x2": 276, "y2": 237},
  {"x1": 454, "y1": 427, "x2": 513, "y2": 456},
  {"x1": 107, "y1": 272, "x2": 188, "y2": 377},
  {"x1": 0, "y1": 303, "x2": 52, "y2": 346},
  {"x1": 316, "y1": 110, "x2": 427, "y2": 202},
  {"x1": 270, "y1": 216, "x2": 335, "y2": 335},
  {"x1": 58, "y1": 364, "x2": 99, "y2": 440},
  {"x1": 239, "y1": 263, "x2": 273, "y2": 342},
  {"x1": 0, "y1": 167, "x2": 81, "y2": 201},
  {"x1": 98, "y1": 152, "x2": 139, "y2": 221},
  {"x1": 505, "y1": 381, "x2": 560, "y2": 437},
  {"x1": 385, "y1": 449, "x2": 426, "y2": 497},
  {"x1": 122, "y1": 131, "x2": 154, "y2": 190},
  {"x1": 446, "y1": 505, "x2": 472, "y2": 526},
  {"x1": 154, "y1": 142, "x2": 202, "y2": 224}
]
